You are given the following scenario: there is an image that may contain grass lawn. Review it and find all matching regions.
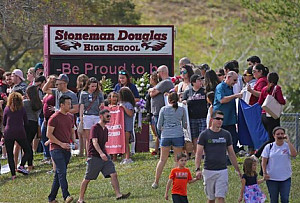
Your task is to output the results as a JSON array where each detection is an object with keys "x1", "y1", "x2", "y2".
[{"x1": 1, "y1": 153, "x2": 300, "y2": 202}]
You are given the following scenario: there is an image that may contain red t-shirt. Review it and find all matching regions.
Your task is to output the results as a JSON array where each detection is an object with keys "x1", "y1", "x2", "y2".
[
  {"x1": 43, "y1": 94, "x2": 55, "y2": 120},
  {"x1": 249, "y1": 76, "x2": 268, "y2": 105},
  {"x1": 88, "y1": 123, "x2": 108, "y2": 157},
  {"x1": 169, "y1": 167, "x2": 192, "y2": 196},
  {"x1": 258, "y1": 85, "x2": 286, "y2": 113},
  {"x1": 48, "y1": 111, "x2": 74, "y2": 151}
]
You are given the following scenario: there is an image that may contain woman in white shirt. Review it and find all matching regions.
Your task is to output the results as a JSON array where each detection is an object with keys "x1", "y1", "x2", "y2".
[{"x1": 262, "y1": 127, "x2": 297, "y2": 203}]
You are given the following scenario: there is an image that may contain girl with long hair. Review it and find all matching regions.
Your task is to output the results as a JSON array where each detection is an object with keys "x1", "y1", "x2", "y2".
[
  {"x1": 255, "y1": 72, "x2": 286, "y2": 158},
  {"x1": 114, "y1": 69, "x2": 140, "y2": 100},
  {"x1": 204, "y1": 69, "x2": 220, "y2": 93},
  {"x1": 20, "y1": 85, "x2": 43, "y2": 171},
  {"x1": 118, "y1": 87, "x2": 135, "y2": 164},
  {"x1": 3, "y1": 92, "x2": 31, "y2": 179},
  {"x1": 152, "y1": 92, "x2": 187, "y2": 189},
  {"x1": 247, "y1": 64, "x2": 269, "y2": 105},
  {"x1": 79, "y1": 77, "x2": 104, "y2": 157},
  {"x1": 76, "y1": 74, "x2": 89, "y2": 156},
  {"x1": 175, "y1": 64, "x2": 194, "y2": 100}
]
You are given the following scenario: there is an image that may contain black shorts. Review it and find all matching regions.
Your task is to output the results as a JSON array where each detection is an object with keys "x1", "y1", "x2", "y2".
[
  {"x1": 172, "y1": 194, "x2": 188, "y2": 203},
  {"x1": 85, "y1": 156, "x2": 116, "y2": 180}
]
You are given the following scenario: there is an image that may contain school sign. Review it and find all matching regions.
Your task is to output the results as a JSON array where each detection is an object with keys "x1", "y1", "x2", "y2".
[{"x1": 44, "y1": 25, "x2": 174, "y2": 87}]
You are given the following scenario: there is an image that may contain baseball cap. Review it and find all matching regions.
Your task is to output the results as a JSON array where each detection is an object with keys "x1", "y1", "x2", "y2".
[
  {"x1": 12, "y1": 69, "x2": 25, "y2": 81},
  {"x1": 34, "y1": 62, "x2": 44, "y2": 72},
  {"x1": 190, "y1": 74, "x2": 202, "y2": 84},
  {"x1": 57, "y1": 74, "x2": 69, "y2": 83}
]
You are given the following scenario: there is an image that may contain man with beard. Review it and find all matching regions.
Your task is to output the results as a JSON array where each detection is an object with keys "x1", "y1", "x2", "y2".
[
  {"x1": 78, "y1": 109, "x2": 131, "y2": 202},
  {"x1": 148, "y1": 65, "x2": 174, "y2": 139}
]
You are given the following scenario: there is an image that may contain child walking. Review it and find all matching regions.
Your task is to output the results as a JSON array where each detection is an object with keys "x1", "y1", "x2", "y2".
[
  {"x1": 239, "y1": 157, "x2": 266, "y2": 203},
  {"x1": 165, "y1": 153, "x2": 198, "y2": 203}
]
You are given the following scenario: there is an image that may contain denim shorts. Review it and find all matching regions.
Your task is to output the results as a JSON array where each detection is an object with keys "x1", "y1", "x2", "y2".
[{"x1": 160, "y1": 137, "x2": 184, "y2": 147}]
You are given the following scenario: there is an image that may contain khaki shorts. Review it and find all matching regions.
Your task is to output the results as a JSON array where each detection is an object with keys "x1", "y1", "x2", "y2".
[{"x1": 203, "y1": 169, "x2": 228, "y2": 200}]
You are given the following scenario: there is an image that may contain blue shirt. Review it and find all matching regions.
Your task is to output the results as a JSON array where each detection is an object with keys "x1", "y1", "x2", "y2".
[
  {"x1": 114, "y1": 83, "x2": 140, "y2": 98},
  {"x1": 213, "y1": 82, "x2": 237, "y2": 125}
]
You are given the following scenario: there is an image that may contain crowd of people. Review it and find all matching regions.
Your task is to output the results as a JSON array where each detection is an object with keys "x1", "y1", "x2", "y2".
[{"x1": 0, "y1": 55, "x2": 297, "y2": 203}]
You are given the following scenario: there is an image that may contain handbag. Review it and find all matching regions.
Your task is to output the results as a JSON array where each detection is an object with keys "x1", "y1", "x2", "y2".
[
  {"x1": 262, "y1": 86, "x2": 284, "y2": 119},
  {"x1": 78, "y1": 94, "x2": 98, "y2": 134}
]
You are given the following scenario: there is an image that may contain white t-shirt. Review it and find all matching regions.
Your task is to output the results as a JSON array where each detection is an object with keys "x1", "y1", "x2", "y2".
[{"x1": 261, "y1": 142, "x2": 292, "y2": 181}]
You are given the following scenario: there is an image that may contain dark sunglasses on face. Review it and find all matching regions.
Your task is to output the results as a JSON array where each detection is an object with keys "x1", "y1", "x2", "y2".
[
  {"x1": 213, "y1": 117, "x2": 224, "y2": 121},
  {"x1": 106, "y1": 115, "x2": 111, "y2": 118},
  {"x1": 119, "y1": 71, "x2": 127, "y2": 75},
  {"x1": 180, "y1": 70, "x2": 187, "y2": 74},
  {"x1": 243, "y1": 73, "x2": 252, "y2": 77},
  {"x1": 217, "y1": 74, "x2": 224, "y2": 77}
]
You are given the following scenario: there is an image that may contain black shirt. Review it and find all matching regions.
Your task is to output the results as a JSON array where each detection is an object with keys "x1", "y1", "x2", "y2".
[
  {"x1": 242, "y1": 174, "x2": 257, "y2": 186},
  {"x1": 182, "y1": 87, "x2": 208, "y2": 119}
]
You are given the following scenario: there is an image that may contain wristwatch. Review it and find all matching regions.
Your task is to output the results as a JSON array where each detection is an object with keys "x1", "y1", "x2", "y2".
[{"x1": 195, "y1": 168, "x2": 201, "y2": 172}]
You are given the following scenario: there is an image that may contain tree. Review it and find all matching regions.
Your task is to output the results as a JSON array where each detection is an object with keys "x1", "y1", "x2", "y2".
[
  {"x1": 0, "y1": 0, "x2": 140, "y2": 71},
  {"x1": 242, "y1": 0, "x2": 300, "y2": 112}
]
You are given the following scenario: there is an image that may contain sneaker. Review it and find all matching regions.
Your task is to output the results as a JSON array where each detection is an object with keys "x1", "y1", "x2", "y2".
[
  {"x1": 120, "y1": 159, "x2": 127, "y2": 164},
  {"x1": 116, "y1": 192, "x2": 131, "y2": 200},
  {"x1": 0, "y1": 155, "x2": 7, "y2": 160},
  {"x1": 17, "y1": 166, "x2": 29, "y2": 175},
  {"x1": 65, "y1": 196, "x2": 74, "y2": 203},
  {"x1": 123, "y1": 158, "x2": 133, "y2": 164},
  {"x1": 151, "y1": 182, "x2": 158, "y2": 189},
  {"x1": 47, "y1": 169, "x2": 54, "y2": 174}
]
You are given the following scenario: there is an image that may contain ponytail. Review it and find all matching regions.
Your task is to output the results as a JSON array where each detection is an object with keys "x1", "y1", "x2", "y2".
[
  {"x1": 172, "y1": 102, "x2": 178, "y2": 110},
  {"x1": 168, "y1": 92, "x2": 179, "y2": 110}
]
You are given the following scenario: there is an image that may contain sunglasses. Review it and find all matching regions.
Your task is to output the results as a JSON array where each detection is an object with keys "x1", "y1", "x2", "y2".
[
  {"x1": 243, "y1": 73, "x2": 252, "y2": 77},
  {"x1": 119, "y1": 71, "x2": 127, "y2": 75},
  {"x1": 213, "y1": 117, "x2": 224, "y2": 121},
  {"x1": 106, "y1": 115, "x2": 111, "y2": 118},
  {"x1": 217, "y1": 74, "x2": 224, "y2": 77},
  {"x1": 180, "y1": 70, "x2": 188, "y2": 74}
]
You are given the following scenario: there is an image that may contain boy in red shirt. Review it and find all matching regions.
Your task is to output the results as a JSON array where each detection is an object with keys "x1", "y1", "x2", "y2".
[{"x1": 165, "y1": 153, "x2": 198, "y2": 203}]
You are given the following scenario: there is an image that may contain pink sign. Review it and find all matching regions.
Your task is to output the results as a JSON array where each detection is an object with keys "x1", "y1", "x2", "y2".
[{"x1": 105, "y1": 106, "x2": 125, "y2": 154}]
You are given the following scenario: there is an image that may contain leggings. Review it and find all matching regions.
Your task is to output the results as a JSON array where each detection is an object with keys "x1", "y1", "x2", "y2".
[
  {"x1": 20, "y1": 120, "x2": 38, "y2": 167},
  {"x1": 256, "y1": 113, "x2": 280, "y2": 157},
  {"x1": 4, "y1": 138, "x2": 31, "y2": 176}
]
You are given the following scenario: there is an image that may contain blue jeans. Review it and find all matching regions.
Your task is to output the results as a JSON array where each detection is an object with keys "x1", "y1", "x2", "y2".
[
  {"x1": 48, "y1": 149, "x2": 71, "y2": 201},
  {"x1": 41, "y1": 120, "x2": 51, "y2": 158},
  {"x1": 266, "y1": 178, "x2": 291, "y2": 203}
]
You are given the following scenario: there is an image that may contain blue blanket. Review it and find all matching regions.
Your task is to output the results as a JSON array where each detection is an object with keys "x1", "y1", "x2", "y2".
[{"x1": 238, "y1": 99, "x2": 268, "y2": 149}]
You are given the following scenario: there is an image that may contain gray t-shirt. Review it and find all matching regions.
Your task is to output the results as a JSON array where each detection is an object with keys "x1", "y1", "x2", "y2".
[
  {"x1": 79, "y1": 91, "x2": 104, "y2": 115},
  {"x1": 198, "y1": 129, "x2": 232, "y2": 170},
  {"x1": 23, "y1": 99, "x2": 41, "y2": 122},
  {"x1": 157, "y1": 105, "x2": 187, "y2": 139},
  {"x1": 52, "y1": 89, "x2": 78, "y2": 111},
  {"x1": 151, "y1": 78, "x2": 174, "y2": 116},
  {"x1": 122, "y1": 102, "x2": 134, "y2": 132}
]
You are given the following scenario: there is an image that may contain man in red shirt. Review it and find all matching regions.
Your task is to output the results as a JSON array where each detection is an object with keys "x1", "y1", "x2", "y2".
[
  {"x1": 47, "y1": 95, "x2": 78, "y2": 203},
  {"x1": 78, "y1": 109, "x2": 130, "y2": 202}
]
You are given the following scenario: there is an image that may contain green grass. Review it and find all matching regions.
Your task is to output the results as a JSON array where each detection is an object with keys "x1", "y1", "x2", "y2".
[{"x1": 1, "y1": 153, "x2": 300, "y2": 202}]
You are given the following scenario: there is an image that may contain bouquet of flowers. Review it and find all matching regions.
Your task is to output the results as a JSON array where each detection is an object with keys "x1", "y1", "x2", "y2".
[{"x1": 132, "y1": 72, "x2": 150, "y2": 99}]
